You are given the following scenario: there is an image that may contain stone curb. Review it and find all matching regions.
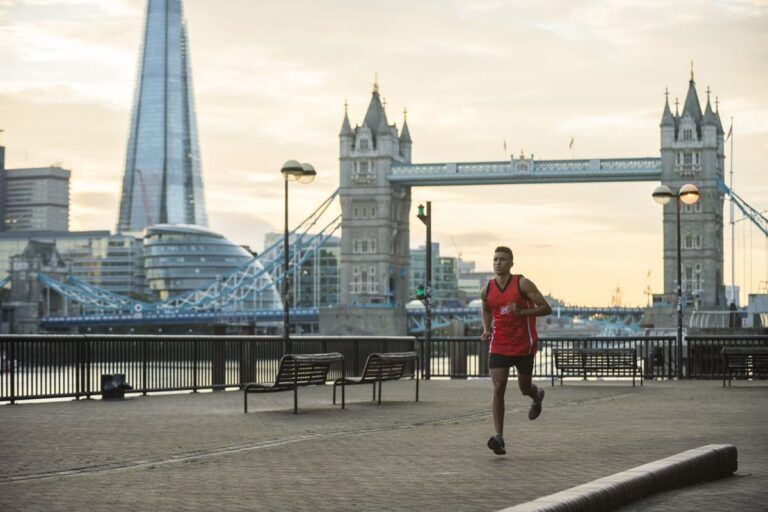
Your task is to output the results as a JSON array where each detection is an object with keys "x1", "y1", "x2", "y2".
[{"x1": 497, "y1": 444, "x2": 738, "y2": 512}]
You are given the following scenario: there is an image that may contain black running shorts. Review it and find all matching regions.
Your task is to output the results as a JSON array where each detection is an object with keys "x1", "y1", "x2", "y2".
[{"x1": 488, "y1": 353, "x2": 534, "y2": 374}]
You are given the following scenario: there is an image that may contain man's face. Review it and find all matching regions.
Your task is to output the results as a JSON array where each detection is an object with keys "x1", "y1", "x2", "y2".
[{"x1": 493, "y1": 251, "x2": 513, "y2": 275}]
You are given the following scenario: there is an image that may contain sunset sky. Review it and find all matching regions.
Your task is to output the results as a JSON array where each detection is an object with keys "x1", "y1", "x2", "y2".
[{"x1": 0, "y1": 0, "x2": 766, "y2": 306}]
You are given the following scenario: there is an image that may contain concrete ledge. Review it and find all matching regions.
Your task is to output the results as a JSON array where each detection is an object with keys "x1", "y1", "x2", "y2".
[{"x1": 498, "y1": 444, "x2": 737, "y2": 512}]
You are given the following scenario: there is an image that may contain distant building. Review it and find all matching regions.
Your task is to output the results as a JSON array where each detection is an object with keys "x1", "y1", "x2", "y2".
[
  {"x1": 117, "y1": 0, "x2": 208, "y2": 232},
  {"x1": 1, "y1": 240, "x2": 69, "y2": 334},
  {"x1": 144, "y1": 224, "x2": 252, "y2": 300},
  {"x1": 3, "y1": 166, "x2": 70, "y2": 231},
  {"x1": 0, "y1": 146, "x2": 6, "y2": 231},
  {"x1": 0, "y1": 230, "x2": 147, "y2": 298},
  {"x1": 264, "y1": 232, "x2": 341, "y2": 308},
  {"x1": 410, "y1": 243, "x2": 461, "y2": 307}
]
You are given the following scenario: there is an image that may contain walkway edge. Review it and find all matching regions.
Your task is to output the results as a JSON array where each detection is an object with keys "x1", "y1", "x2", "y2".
[{"x1": 497, "y1": 444, "x2": 737, "y2": 512}]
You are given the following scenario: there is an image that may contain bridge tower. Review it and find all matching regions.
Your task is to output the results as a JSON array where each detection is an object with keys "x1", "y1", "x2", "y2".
[
  {"x1": 320, "y1": 81, "x2": 412, "y2": 334},
  {"x1": 659, "y1": 71, "x2": 726, "y2": 309}
]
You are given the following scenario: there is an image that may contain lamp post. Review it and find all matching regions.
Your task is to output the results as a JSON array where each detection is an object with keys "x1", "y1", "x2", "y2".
[
  {"x1": 416, "y1": 202, "x2": 431, "y2": 379},
  {"x1": 281, "y1": 160, "x2": 316, "y2": 355},
  {"x1": 652, "y1": 183, "x2": 700, "y2": 379}
]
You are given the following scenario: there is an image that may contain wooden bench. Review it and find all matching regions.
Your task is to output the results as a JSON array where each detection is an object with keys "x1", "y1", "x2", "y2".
[
  {"x1": 553, "y1": 348, "x2": 642, "y2": 387},
  {"x1": 243, "y1": 352, "x2": 345, "y2": 414},
  {"x1": 333, "y1": 351, "x2": 419, "y2": 405},
  {"x1": 722, "y1": 347, "x2": 768, "y2": 387}
]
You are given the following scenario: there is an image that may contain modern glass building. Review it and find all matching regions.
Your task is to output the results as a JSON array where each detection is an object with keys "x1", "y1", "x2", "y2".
[
  {"x1": 0, "y1": 231, "x2": 147, "y2": 298},
  {"x1": 117, "y1": 0, "x2": 207, "y2": 233},
  {"x1": 410, "y1": 243, "x2": 461, "y2": 307},
  {"x1": 144, "y1": 224, "x2": 254, "y2": 300},
  {"x1": 263, "y1": 233, "x2": 341, "y2": 308}
]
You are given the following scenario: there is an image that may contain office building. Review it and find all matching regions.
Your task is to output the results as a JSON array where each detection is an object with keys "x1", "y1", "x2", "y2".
[
  {"x1": 3, "y1": 167, "x2": 70, "y2": 231},
  {"x1": 410, "y1": 243, "x2": 461, "y2": 307},
  {"x1": 0, "y1": 230, "x2": 147, "y2": 298},
  {"x1": 144, "y1": 224, "x2": 253, "y2": 300},
  {"x1": 117, "y1": 0, "x2": 207, "y2": 233}
]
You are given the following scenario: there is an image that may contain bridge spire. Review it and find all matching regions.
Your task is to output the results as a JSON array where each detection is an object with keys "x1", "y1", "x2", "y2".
[
  {"x1": 340, "y1": 98, "x2": 353, "y2": 137},
  {"x1": 681, "y1": 72, "x2": 703, "y2": 122},
  {"x1": 661, "y1": 87, "x2": 675, "y2": 127}
]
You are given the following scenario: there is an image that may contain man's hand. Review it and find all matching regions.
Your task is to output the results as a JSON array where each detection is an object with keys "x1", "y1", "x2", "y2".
[{"x1": 481, "y1": 330, "x2": 492, "y2": 341}]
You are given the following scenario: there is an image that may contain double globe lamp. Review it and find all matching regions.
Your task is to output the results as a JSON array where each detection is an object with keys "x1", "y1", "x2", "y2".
[
  {"x1": 281, "y1": 160, "x2": 316, "y2": 351},
  {"x1": 652, "y1": 183, "x2": 700, "y2": 379}
]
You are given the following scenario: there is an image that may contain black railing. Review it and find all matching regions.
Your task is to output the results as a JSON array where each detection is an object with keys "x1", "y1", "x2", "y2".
[
  {"x1": 2, "y1": 334, "x2": 767, "y2": 403},
  {"x1": 686, "y1": 335, "x2": 768, "y2": 379},
  {"x1": 422, "y1": 336, "x2": 677, "y2": 380},
  {"x1": 0, "y1": 335, "x2": 415, "y2": 403}
]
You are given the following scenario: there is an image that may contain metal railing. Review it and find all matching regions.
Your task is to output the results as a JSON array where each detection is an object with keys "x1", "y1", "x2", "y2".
[
  {"x1": 686, "y1": 335, "x2": 768, "y2": 379},
  {"x1": 2, "y1": 334, "x2": 767, "y2": 403},
  {"x1": 0, "y1": 335, "x2": 415, "y2": 403},
  {"x1": 422, "y1": 336, "x2": 677, "y2": 381}
]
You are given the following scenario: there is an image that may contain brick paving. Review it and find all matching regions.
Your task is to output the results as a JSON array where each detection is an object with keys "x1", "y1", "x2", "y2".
[{"x1": 0, "y1": 379, "x2": 766, "y2": 511}]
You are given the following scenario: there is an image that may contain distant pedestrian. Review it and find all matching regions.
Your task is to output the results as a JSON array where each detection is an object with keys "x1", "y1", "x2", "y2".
[{"x1": 481, "y1": 246, "x2": 552, "y2": 455}]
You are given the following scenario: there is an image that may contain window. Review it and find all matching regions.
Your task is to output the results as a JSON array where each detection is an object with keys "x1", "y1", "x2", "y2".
[
  {"x1": 360, "y1": 139, "x2": 369, "y2": 150},
  {"x1": 684, "y1": 201, "x2": 702, "y2": 213},
  {"x1": 683, "y1": 153, "x2": 692, "y2": 165},
  {"x1": 682, "y1": 128, "x2": 692, "y2": 141},
  {"x1": 352, "y1": 160, "x2": 374, "y2": 185},
  {"x1": 684, "y1": 232, "x2": 702, "y2": 250},
  {"x1": 361, "y1": 241, "x2": 368, "y2": 253}
]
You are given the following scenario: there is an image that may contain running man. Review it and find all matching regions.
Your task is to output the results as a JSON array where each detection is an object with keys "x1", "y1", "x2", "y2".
[{"x1": 481, "y1": 246, "x2": 552, "y2": 455}]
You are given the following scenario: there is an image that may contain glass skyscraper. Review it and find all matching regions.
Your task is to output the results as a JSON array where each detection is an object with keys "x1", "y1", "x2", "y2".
[{"x1": 117, "y1": 0, "x2": 207, "y2": 233}]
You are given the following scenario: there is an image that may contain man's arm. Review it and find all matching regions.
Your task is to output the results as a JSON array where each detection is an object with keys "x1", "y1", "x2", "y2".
[
  {"x1": 511, "y1": 277, "x2": 552, "y2": 317},
  {"x1": 480, "y1": 284, "x2": 493, "y2": 341}
]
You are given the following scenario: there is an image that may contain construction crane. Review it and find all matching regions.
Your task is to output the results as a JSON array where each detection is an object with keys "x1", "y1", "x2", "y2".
[{"x1": 136, "y1": 168, "x2": 153, "y2": 226}]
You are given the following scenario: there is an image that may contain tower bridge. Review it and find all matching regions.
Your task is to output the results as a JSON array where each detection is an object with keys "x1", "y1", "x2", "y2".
[
  {"x1": 323, "y1": 71, "x2": 730, "y2": 334},
  {"x1": 29, "y1": 70, "x2": 765, "y2": 335}
]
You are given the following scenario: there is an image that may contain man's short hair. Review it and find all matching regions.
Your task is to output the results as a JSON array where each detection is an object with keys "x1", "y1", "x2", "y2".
[{"x1": 494, "y1": 246, "x2": 513, "y2": 258}]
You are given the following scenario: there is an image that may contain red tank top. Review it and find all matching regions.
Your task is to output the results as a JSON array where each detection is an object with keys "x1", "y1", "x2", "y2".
[{"x1": 486, "y1": 274, "x2": 538, "y2": 356}]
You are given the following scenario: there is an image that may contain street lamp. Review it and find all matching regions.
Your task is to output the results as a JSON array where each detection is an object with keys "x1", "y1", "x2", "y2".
[
  {"x1": 416, "y1": 202, "x2": 432, "y2": 379},
  {"x1": 281, "y1": 160, "x2": 316, "y2": 354},
  {"x1": 652, "y1": 183, "x2": 700, "y2": 379}
]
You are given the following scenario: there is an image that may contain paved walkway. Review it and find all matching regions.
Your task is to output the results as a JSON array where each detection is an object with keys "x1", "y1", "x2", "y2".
[{"x1": 1, "y1": 379, "x2": 766, "y2": 511}]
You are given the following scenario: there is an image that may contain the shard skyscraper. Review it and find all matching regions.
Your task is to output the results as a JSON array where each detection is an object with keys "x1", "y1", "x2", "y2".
[{"x1": 117, "y1": 0, "x2": 207, "y2": 233}]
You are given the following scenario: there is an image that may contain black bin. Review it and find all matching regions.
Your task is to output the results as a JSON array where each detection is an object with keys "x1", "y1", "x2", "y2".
[{"x1": 101, "y1": 373, "x2": 133, "y2": 399}]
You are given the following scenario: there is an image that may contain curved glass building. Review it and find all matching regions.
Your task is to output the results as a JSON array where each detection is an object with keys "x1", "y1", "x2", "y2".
[
  {"x1": 117, "y1": 0, "x2": 208, "y2": 233},
  {"x1": 144, "y1": 224, "x2": 254, "y2": 300}
]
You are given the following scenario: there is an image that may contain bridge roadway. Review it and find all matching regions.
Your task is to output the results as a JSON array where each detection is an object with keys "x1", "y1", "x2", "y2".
[
  {"x1": 40, "y1": 305, "x2": 645, "y2": 328},
  {"x1": 389, "y1": 157, "x2": 661, "y2": 186}
]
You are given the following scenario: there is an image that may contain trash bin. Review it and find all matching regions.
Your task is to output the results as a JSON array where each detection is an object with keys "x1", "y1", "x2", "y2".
[{"x1": 101, "y1": 373, "x2": 133, "y2": 399}]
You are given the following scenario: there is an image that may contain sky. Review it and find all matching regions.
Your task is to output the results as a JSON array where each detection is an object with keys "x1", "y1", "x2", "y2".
[{"x1": 0, "y1": 0, "x2": 766, "y2": 307}]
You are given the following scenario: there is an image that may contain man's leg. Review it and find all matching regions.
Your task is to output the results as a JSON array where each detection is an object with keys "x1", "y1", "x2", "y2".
[
  {"x1": 517, "y1": 360, "x2": 545, "y2": 421},
  {"x1": 488, "y1": 366, "x2": 509, "y2": 455},
  {"x1": 490, "y1": 367, "x2": 509, "y2": 435},
  {"x1": 516, "y1": 371, "x2": 538, "y2": 400}
]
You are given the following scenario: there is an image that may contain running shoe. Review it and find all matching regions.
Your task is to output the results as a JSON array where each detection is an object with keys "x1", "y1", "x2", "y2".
[
  {"x1": 528, "y1": 387, "x2": 545, "y2": 421},
  {"x1": 487, "y1": 434, "x2": 506, "y2": 455}
]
